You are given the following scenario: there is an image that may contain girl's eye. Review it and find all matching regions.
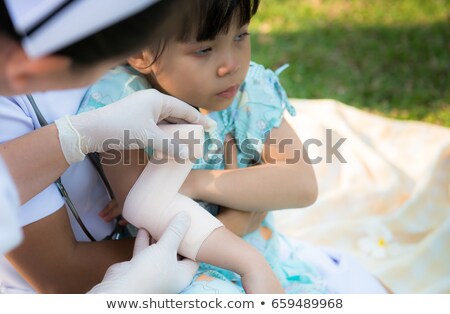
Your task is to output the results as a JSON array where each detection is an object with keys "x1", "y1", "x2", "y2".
[
  {"x1": 235, "y1": 32, "x2": 250, "y2": 41},
  {"x1": 194, "y1": 47, "x2": 212, "y2": 56}
]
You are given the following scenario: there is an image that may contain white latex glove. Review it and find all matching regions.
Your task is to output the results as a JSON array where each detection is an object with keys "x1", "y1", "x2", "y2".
[
  {"x1": 55, "y1": 89, "x2": 216, "y2": 164},
  {"x1": 88, "y1": 212, "x2": 199, "y2": 294}
]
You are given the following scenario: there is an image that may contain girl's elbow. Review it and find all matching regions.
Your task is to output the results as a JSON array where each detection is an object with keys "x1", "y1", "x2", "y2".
[
  {"x1": 294, "y1": 177, "x2": 318, "y2": 207},
  {"x1": 305, "y1": 180, "x2": 319, "y2": 206},
  {"x1": 307, "y1": 170, "x2": 319, "y2": 205}
]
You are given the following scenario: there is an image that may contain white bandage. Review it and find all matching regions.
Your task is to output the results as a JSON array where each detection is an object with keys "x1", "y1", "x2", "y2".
[{"x1": 123, "y1": 124, "x2": 223, "y2": 260}]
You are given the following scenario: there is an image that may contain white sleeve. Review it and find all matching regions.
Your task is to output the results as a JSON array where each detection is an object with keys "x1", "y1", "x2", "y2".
[
  {"x1": 0, "y1": 96, "x2": 64, "y2": 227},
  {"x1": 0, "y1": 157, "x2": 22, "y2": 255}
]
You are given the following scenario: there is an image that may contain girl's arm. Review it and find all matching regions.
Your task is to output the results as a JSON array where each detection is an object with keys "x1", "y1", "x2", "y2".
[
  {"x1": 214, "y1": 135, "x2": 267, "y2": 236},
  {"x1": 6, "y1": 207, "x2": 134, "y2": 293},
  {"x1": 101, "y1": 126, "x2": 283, "y2": 293},
  {"x1": 216, "y1": 208, "x2": 267, "y2": 237},
  {"x1": 121, "y1": 159, "x2": 282, "y2": 293},
  {"x1": 101, "y1": 148, "x2": 266, "y2": 237},
  {"x1": 101, "y1": 149, "x2": 266, "y2": 237},
  {"x1": 181, "y1": 118, "x2": 318, "y2": 211}
]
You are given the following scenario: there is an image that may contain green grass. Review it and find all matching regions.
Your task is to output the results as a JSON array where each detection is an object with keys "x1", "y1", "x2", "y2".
[{"x1": 249, "y1": 0, "x2": 450, "y2": 127}]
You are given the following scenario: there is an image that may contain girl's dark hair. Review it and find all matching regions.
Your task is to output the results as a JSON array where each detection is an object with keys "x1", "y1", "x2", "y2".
[
  {"x1": 55, "y1": 0, "x2": 188, "y2": 67},
  {"x1": 177, "y1": 0, "x2": 260, "y2": 42},
  {"x1": 147, "y1": 0, "x2": 259, "y2": 65}
]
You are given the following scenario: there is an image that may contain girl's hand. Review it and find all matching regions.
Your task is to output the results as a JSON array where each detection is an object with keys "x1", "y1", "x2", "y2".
[
  {"x1": 99, "y1": 199, "x2": 127, "y2": 225},
  {"x1": 217, "y1": 208, "x2": 267, "y2": 237},
  {"x1": 217, "y1": 134, "x2": 267, "y2": 237},
  {"x1": 224, "y1": 133, "x2": 238, "y2": 170}
]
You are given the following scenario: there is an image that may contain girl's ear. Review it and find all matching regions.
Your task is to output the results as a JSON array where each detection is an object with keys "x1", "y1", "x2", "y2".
[{"x1": 127, "y1": 49, "x2": 154, "y2": 74}]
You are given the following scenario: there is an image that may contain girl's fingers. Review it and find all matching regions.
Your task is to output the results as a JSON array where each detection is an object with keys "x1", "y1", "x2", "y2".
[
  {"x1": 98, "y1": 199, "x2": 122, "y2": 222},
  {"x1": 224, "y1": 133, "x2": 238, "y2": 169},
  {"x1": 118, "y1": 217, "x2": 129, "y2": 226}
]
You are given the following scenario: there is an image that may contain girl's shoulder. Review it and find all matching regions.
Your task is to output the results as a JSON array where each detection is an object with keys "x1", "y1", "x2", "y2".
[
  {"x1": 78, "y1": 66, "x2": 150, "y2": 113},
  {"x1": 241, "y1": 61, "x2": 295, "y2": 115},
  {"x1": 229, "y1": 61, "x2": 297, "y2": 149}
]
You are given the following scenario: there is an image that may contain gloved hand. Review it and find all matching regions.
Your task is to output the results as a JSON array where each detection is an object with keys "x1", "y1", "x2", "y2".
[
  {"x1": 55, "y1": 89, "x2": 216, "y2": 164},
  {"x1": 88, "y1": 212, "x2": 199, "y2": 294}
]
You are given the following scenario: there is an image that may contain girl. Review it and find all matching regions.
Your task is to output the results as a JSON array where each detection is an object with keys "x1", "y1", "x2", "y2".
[
  {"x1": 83, "y1": 0, "x2": 286, "y2": 294},
  {"x1": 80, "y1": 0, "x2": 386, "y2": 293}
]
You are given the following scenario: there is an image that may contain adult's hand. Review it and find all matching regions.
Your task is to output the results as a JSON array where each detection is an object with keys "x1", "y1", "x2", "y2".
[
  {"x1": 55, "y1": 89, "x2": 216, "y2": 164},
  {"x1": 88, "y1": 212, "x2": 199, "y2": 294}
]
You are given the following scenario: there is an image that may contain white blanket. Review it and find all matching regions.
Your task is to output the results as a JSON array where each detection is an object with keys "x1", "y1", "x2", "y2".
[{"x1": 274, "y1": 99, "x2": 450, "y2": 293}]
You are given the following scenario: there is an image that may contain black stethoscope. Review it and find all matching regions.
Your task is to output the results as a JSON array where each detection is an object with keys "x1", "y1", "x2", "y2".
[{"x1": 27, "y1": 93, "x2": 128, "y2": 241}]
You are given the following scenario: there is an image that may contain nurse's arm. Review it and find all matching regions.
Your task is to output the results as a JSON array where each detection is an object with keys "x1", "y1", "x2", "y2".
[
  {"x1": 5, "y1": 206, "x2": 134, "y2": 293},
  {"x1": 0, "y1": 124, "x2": 69, "y2": 204}
]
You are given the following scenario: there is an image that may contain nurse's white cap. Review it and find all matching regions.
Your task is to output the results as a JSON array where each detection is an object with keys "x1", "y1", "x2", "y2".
[{"x1": 5, "y1": 0, "x2": 160, "y2": 59}]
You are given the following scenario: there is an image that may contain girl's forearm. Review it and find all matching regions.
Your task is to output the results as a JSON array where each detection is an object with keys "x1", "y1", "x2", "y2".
[
  {"x1": 192, "y1": 163, "x2": 318, "y2": 211},
  {"x1": 197, "y1": 226, "x2": 283, "y2": 293},
  {"x1": 0, "y1": 124, "x2": 69, "y2": 204}
]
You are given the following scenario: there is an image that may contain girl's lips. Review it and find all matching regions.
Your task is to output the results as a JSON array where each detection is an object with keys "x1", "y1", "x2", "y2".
[{"x1": 216, "y1": 84, "x2": 239, "y2": 99}]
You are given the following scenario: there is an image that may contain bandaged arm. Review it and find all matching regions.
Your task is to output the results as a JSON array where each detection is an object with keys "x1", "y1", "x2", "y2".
[{"x1": 122, "y1": 125, "x2": 223, "y2": 260}]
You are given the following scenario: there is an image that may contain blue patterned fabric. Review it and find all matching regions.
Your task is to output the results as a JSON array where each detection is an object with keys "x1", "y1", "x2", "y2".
[
  {"x1": 78, "y1": 62, "x2": 327, "y2": 294},
  {"x1": 193, "y1": 62, "x2": 296, "y2": 170},
  {"x1": 78, "y1": 66, "x2": 151, "y2": 114}
]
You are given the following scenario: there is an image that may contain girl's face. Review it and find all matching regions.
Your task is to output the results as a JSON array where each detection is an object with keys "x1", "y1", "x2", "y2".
[{"x1": 140, "y1": 19, "x2": 251, "y2": 113}]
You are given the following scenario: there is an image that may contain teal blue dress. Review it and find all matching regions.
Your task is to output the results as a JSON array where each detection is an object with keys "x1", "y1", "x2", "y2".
[{"x1": 79, "y1": 62, "x2": 327, "y2": 294}]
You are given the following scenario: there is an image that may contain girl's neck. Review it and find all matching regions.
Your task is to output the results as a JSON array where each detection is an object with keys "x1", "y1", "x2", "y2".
[{"x1": 145, "y1": 73, "x2": 165, "y2": 94}]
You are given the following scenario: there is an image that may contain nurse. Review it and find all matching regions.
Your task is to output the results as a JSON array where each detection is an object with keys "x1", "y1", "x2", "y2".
[
  {"x1": 0, "y1": 158, "x2": 21, "y2": 256},
  {"x1": 0, "y1": 0, "x2": 209, "y2": 293}
]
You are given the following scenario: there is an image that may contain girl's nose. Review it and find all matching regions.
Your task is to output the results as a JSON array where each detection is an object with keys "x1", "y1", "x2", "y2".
[{"x1": 217, "y1": 56, "x2": 241, "y2": 77}]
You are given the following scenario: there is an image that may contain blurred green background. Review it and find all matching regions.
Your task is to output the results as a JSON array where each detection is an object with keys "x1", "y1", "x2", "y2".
[{"x1": 249, "y1": 0, "x2": 450, "y2": 127}]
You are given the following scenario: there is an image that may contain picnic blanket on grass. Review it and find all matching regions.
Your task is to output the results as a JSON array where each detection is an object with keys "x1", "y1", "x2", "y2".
[{"x1": 274, "y1": 99, "x2": 450, "y2": 293}]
